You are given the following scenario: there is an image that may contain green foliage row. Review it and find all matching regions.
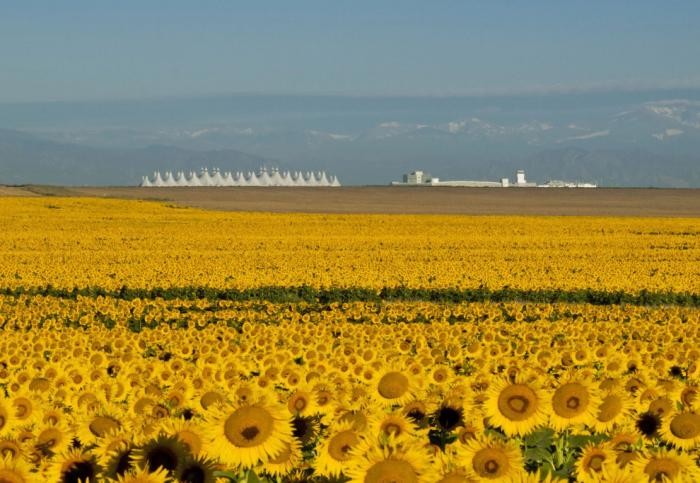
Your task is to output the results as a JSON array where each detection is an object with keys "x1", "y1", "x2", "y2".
[{"x1": 1, "y1": 284, "x2": 698, "y2": 307}]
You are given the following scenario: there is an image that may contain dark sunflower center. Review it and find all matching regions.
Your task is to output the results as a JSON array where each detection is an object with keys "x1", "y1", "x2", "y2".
[
  {"x1": 114, "y1": 449, "x2": 132, "y2": 476},
  {"x1": 406, "y1": 409, "x2": 425, "y2": 423},
  {"x1": 566, "y1": 397, "x2": 580, "y2": 409},
  {"x1": 241, "y1": 426, "x2": 260, "y2": 441},
  {"x1": 63, "y1": 461, "x2": 96, "y2": 483},
  {"x1": 384, "y1": 423, "x2": 401, "y2": 435},
  {"x1": 485, "y1": 460, "x2": 500, "y2": 474},
  {"x1": 589, "y1": 454, "x2": 605, "y2": 471},
  {"x1": 636, "y1": 412, "x2": 661, "y2": 437},
  {"x1": 181, "y1": 464, "x2": 206, "y2": 483},
  {"x1": 507, "y1": 395, "x2": 529, "y2": 413},
  {"x1": 1, "y1": 447, "x2": 17, "y2": 458},
  {"x1": 146, "y1": 447, "x2": 178, "y2": 472},
  {"x1": 292, "y1": 416, "x2": 312, "y2": 440},
  {"x1": 436, "y1": 407, "x2": 462, "y2": 431}
]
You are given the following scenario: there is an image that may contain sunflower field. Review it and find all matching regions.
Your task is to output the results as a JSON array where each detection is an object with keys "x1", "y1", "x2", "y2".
[{"x1": 0, "y1": 197, "x2": 699, "y2": 482}]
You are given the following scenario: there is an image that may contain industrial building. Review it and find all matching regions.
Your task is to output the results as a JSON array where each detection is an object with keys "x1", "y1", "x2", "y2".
[
  {"x1": 140, "y1": 167, "x2": 341, "y2": 187},
  {"x1": 392, "y1": 169, "x2": 595, "y2": 188},
  {"x1": 392, "y1": 169, "x2": 534, "y2": 187}
]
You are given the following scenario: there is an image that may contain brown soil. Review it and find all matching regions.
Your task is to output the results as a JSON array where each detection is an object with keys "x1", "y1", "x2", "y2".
[
  {"x1": 17, "y1": 185, "x2": 698, "y2": 217},
  {"x1": 0, "y1": 186, "x2": 39, "y2": 197}
]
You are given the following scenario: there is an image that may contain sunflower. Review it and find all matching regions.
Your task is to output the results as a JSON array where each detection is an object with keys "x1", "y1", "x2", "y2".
[
  {"x1": 258, "y1": 438, "x2": 302, "y2": 478},
  {"x1": 429, "y1": 365, "x2": 454, "y2": 387},
  {"x1": 634, "y1": 411, "x2": 662, "y2": 440},
  {"x1": 0, "y1": 402, "x2": 18, "y2": 440},
  {"x1": 346, "y1": 437, "x2": 436, "y2": 483},
  {"x1": 548, "y1": 378, "x2": 600, "y2": 431},
  {"x1": 101, "y1": 442, "x2": 136, "y2": 481},
  {"x1": 436, "y1": 469, "x2": 477, "y2": 483},
  {"x1": 0, "y1": 454, "x2": 32, "y2": 483},
  {"x1": 659, "y1": 410, "x2": 700, "y2": 450},
  {"x1": 337, "y1": 409, "x2": 369, "y2": 432},
  {"x1": 38, "y1": 405, "x2": 64, "y2": 427},
  {"x1": 285, "y1": 385, "x2": 319, "y2": 417},
  {"x1": 575, "y1": 443, "x2": 615, "y2": 482},
  {"x1": 33, "y1": 422, "x2": 73, "y2": 457},
  {"x1": 9, "y1": 394, "x2": 38, "y2": 428},
  {"x1": 593, "y1": 390, "x2": 634, "y2": 433},
  {"x1": 158, "y1": 419, "x2": 207, "y2": 457},
  {"x1": 605, "y1": 431, "x2": 642, "y2": 469},
  {"x1": 46, "y1": 448, "x2": 101, "y2": 483},
  {"x1": 483, "y1": 377, "x2": 547, "y2": 436},
  {"x1": 629, "y1": 448, "x2": 700, "y2": 482},
  {"x1": 0, "y1": 438, "x2": 25, "y2": 462},
  {"x1": 679, "y1": 385, "x2": 698, "y2": 409},
  {"x1": 132, "y1": 435, "x2": 190, "y2": 477},
  {"x1": 314, "y1": 421, "x2": 362, "y2": 478},
  {"x1": 75, "y1": 404, "x2": 126, "y2": 447},
  {"x1": 370, "y1": 367, "x2": 418, "y2": 407},
  {"x1": 110, "y1": 465, "x2": 170, "y2": 483},
  {"x1": 507, "y1": 469, "x2": 567, "y2": 482},
  {"x1": 369, "y1": 411, "x2": 423, "y2": 443},
  {"x1": 176, "y1": 455, "x2": 219, "y2": 483},
  {"x1": 647, "y1": 396, "x2": 674, "y2": 420},
  {"x1": 402, "y1": 400, "x2": 434, "y2": 429},
  {"x1": 291, "y1": 415, "x2": 321, "y2": 446},
  {"x1": 196, "y1": 389, "x2": 226, "y2": 412},
  {"x1": 458, "y1": 436, "x2": 524, "y2": 481},
  {"x1": 205, "y1": 397, "x2": 292, "y2": 468},
  {"x1": 430, "y1": 397, "x2": 465, "y2": 433}
]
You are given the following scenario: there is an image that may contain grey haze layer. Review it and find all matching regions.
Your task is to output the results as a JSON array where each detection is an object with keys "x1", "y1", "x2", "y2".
[{"x1": 1, "y1": 89, "x2": 699, "y2": 187}]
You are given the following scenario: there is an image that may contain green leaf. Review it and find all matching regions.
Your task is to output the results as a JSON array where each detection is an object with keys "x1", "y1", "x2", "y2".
[{"x1": 524, "y1": 446, "x2": 552, "y2": 464}]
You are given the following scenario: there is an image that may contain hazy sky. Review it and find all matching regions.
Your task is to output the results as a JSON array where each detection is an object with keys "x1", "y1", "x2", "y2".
[{"x1": 2, "y1": 1, "x2": 699, "y2": 102}]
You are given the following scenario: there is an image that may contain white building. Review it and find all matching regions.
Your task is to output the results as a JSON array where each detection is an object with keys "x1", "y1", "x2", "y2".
[
  {"x1": 141, "y1": 167, "x2": 341, "y2": 187},
  {"x1": 392, "y1": 169, "x2": 595, "y2": 188},
  {"x1": 513, "y1": 169, "x2": 537, "y2": 187},
  {"x1": 403, "y1": 171, "x2": 426, "y2": 184},
  {"x1": 393, "y1": 170, "x2": 508, "y2": 187},
  {"x1": 538, "y1": 180, "x2": 598, "y2": 188}
]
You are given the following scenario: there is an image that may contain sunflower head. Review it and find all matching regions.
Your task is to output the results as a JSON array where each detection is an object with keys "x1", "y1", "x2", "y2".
[
  {"x1": 0, "y1": 453, "x2": 33, "y2": 483},
  {"x1": 548, "y1": 379, "x2": 599, "y2": 431},
  {"x1": 205, "y1": 397, "x2": 293, "y2": 469},
  {"x1": 346, "y1": 437, "x2": 437, "y2": 483},
  {"x1": 660, "y1": 411, "x2": 700, "y2": 450},
  {"x1": 630, "y1": 448, "x2": 700, "y2": 482},
  {"x1": 575, "y1": 443, "x2": 615, "y2": 480},
  {"x1": 176, "y1": 455, "x2": 220, "y2": 483},
  {"x1": 459, "y1": 436, "x2": 524, "y2": 481},
  {"x1": 47, "y1": 448, "x2": 101, "y2": 483},
  {"x1": 133, "y1": 435, "x2": 190, "y2": 477},
  {"x1": 484, "y1": 377, "x2": 547, "y2": 437}
]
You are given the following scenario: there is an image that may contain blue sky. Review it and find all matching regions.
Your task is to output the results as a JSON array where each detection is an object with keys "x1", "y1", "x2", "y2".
[{"x1": 2, "y1": 1, "x2": 699, "y2": 102}]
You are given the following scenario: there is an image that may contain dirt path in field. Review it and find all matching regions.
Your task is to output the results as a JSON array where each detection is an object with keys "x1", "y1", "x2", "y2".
[{"x1": 15, "y1": 185, "x2": 696, "y2": 217}]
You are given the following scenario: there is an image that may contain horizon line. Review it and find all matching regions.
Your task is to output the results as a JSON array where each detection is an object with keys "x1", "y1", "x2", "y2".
[{"x1": 3, "y1": 80, "x2": 700, "y2": 106}]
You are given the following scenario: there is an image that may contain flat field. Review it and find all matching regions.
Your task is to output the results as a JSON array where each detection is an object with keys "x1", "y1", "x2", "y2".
[
  {"x1": 10, "y1": 185, "x2": 700, "y2": 216},
  {"x1": 0, "y1": 194, "x2": 699, "y2": 482}
]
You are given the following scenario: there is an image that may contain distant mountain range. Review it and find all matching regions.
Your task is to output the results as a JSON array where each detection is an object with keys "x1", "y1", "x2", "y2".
[
  {"x1": 0, "y1": 129, "x2": 271, "y2": 185},
  {"x1": 1, "y1": 91, "x2": 699, "y2": 186}
]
